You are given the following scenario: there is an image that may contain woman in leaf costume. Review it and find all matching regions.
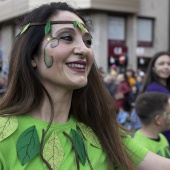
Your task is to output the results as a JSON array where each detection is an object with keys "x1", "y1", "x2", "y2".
[{"x1": 0, "y1": 2, "x2": 170, "y2": 170}]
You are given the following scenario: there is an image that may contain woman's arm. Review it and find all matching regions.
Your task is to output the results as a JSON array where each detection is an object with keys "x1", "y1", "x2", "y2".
[{"x1": 137, "y1": 151, "x2": 170, "y2": 170}]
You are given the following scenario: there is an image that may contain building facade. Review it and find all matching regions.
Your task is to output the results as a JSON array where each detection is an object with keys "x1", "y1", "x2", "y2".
[{"x1": 0, "y1": 0, "x2": 169, "y2": 73}]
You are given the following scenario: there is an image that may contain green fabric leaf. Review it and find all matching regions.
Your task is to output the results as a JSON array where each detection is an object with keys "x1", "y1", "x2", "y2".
[
  {"x1": 43, "y1": 131, "x2": 64, "y2": 170},
  {"x1": 71, "y1": 129, "x2": 86, "y2": 165},
  {"x1": 73, "y1": 21, "x2": 78, "y2": 27},
  {"x1": 73, "y1": 21, "x2": 85, "y2": 31},
  {"x1": 77, "y1": 123, "x2": 102, "y2": 149},
  {"x1": 20, "y1": 23, "x2": 30, "y2": 35},
  {"x1": 77, "y1": 22, "x2": 85, "y2": 31},
  {"x1": 16, "y1": 125, "x2": 40, "y2": 166},
  {"x1": 0, "y1": 116, "x2": 18, "y2": 141},
  {"x1": 45, "y1": 21, "x2": 51, "y2": 35}
]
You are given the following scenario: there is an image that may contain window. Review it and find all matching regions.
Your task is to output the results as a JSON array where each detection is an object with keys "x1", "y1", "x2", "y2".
[
  {"x1": 137, "y1": 18, "x2": 154, "y2": 47},
  {"x1": 108, "y1": 16, "x2": 125, "y2": 45}
]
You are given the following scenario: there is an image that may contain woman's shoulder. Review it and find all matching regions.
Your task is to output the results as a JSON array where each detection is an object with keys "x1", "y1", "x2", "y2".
[{"x1": 146, "y1": 82, "x2": 170, "y2": 93}]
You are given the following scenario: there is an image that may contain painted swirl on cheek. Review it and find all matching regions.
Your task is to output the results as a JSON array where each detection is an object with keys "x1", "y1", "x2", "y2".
[
  {"x1": 50, "y1": 39, "x2": 59, "y2": 48},
  {"x1": 44, "y1": 39, "x2": 59, "y2": 68}
]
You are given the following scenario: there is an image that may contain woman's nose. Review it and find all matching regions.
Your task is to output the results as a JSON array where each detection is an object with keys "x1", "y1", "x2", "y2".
[{"x1": 73, "y1": 40, "x2": 89, "y2": 57}]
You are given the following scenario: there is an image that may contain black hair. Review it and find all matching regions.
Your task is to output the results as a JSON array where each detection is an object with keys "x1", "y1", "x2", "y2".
[{"x1": 135, "y1": 92, "x2": 169, "y2": 125}]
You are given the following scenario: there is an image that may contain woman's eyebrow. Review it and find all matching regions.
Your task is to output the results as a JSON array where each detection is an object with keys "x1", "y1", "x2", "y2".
[
  {"x1": 54, "y1": 27, "x2": 76, "y2": 34},
  {"x1": 53, "y1": 27, "x2": 93, "y2": 38},
  {"x1": 84, "y1": 32, "x2": 93, "y2": 38}
]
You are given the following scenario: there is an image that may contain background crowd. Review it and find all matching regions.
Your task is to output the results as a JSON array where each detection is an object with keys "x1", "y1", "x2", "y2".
[
  {"x1": 0, "y1": 63, "x2": 8, "y2": 95},
  {"x1": 100, "y1": 50, "x2": 170, "y2": 158},
  {"x1": 100, "y1": 65, "x2": 145, "y2": 130},
  {"x1": 101, "y1": 51, "x2": 170, "y2": 131}
]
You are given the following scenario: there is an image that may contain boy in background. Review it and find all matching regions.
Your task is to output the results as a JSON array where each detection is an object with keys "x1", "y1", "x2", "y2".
[{"x1": 133, "y1": 92, "x2": 170, "y2": 158}]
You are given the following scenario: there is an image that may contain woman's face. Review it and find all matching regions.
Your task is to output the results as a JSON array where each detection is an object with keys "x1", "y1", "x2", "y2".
[
  {"x1": 153, "y1": 55, "x2": 170, "y2": 79},
  {"x1": 33, "y1": 11, "x2": 94, "y2": 92}
]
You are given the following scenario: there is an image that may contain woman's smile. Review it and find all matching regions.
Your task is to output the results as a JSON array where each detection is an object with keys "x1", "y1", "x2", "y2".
[{"x1": 66, "y1": 60, "x2": 87, "y2": 73}]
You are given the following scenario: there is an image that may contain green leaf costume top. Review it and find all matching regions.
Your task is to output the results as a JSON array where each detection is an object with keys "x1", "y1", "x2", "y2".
[{"x1": 0, "y1": 115, "x2": 148, "y2": 170}]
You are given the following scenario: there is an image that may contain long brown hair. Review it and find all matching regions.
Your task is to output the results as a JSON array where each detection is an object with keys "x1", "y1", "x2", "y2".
[{"x1": 0, "y1": 2, "x2": 134, "y2": 169}]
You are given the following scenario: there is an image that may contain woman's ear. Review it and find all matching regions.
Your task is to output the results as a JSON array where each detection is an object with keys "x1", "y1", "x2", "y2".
[{"x1": 31, "y1": 57, "x2": 37, "y2": 68}]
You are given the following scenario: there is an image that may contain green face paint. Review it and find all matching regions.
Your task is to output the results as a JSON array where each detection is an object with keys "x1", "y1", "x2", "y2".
[
  {"x1": 44, "y1": 34, "x2": 59, "y2": 67},
  {"x1": 50, "y1": 39, "x2": 59, "y2": 48},
  {"x1": 44, "y1": 41, "x2": 54, "y2": 68}
]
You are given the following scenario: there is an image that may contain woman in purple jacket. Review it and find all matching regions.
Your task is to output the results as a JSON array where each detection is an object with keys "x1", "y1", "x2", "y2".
[{"x1": 140, "y1": 51, "x2": 170, "y2": 143}]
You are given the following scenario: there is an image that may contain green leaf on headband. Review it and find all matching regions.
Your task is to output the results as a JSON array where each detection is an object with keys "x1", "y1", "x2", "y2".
[
  {"x1": 20, "y1": 23, "x2": 30, "y2": 35},
  {"x1": 73, "y1": 21, "x2": 85, "y2": 31},
  {"x1": 0, "y1": 116, "x2": 18, "y2": 141},
  {"x1": 77, "y1": 22, "x2": 85, "y2": 31},
  {"x1": 45, "y1": 21, "x2": 51, "y2": 35},
  {"x1": 16, "y1": 126, "x2": 40, "y2": 166},
  {"x1": 43, "y1": 131, "x2": 64, "y2": 170},
  {"x1": 73, "y1": 21, "x2": 78, "y2": 27},
  {"x1": 71, "y1": 129, "x2": 86, "y2": 165}
]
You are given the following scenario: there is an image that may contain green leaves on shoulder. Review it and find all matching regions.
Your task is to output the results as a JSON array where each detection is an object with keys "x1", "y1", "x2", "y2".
[
  {"x1": 77, "y1": 123, "x2": 102, "y2": 149},
  {"x1": 43, "y1": 131, "x2": 64, "y2": 170},
  {"x1": 0, "y1": 116, "x2": 18, "y2": 141},
  {"x1": 16, "y1": 126, "x2": 40, "y2": 166},
  {"x1": 0, "y1": 117, "x2": 40, "y2": 166},
  {"x1": 71, "y1": 129, "x2": 86, "y2": 165}
]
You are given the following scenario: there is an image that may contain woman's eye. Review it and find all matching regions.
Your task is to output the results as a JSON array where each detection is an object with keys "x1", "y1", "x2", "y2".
[
  {"x1": 158, "y1": 62, "x2": 164, "y2": 65},
  {"x1": 60, "y1": 35, "x2": 73, "y2": 41},
  {"x1": 84, "y1": 38, "x2": 92, "y2": 47}
]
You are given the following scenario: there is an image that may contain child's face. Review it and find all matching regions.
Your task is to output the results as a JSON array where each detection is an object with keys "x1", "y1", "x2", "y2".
[{"x1": 161, "y1": 99, "x2": 170, "y2": 130}]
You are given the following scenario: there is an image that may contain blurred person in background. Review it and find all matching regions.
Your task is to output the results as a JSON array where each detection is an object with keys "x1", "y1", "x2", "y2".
[
  {"x1": 135, "y1": 75, "x2": 144, "y2": 92},
  {"x1": 110, "y1": 64, "x2": 117, "y2": 76},
  {"x1": 125, "y1": 68, "x2": 136, "y2": 88},
  {"x1": 127, "y1": 84, "x2": 138, "y2": 111},
  {"x1": 104, "y1": 73, "x2": 117, "y2": 97},
  {"x1": 117, "y1": 108, "x2": 131, "y2": 130},
  {"x1": 141, "y1": 51, "x2": 170, "y2": 94},
  {"x1": 134, "y1": 92, "x2": 170, "y2": 158},
  {"x1": 114, "y1": 73, "x2": 130, "y2": 111},
  {"x1": 140, "y1": 51, "x2": 170, "y2": 144}
]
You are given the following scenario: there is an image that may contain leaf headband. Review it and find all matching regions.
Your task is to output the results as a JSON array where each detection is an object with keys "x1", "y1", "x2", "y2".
[{"x1": 17, "y1": 20, "x2": 86, "y2": 38}]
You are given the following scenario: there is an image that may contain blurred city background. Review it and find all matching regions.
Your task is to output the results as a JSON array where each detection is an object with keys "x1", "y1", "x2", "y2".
[{"x1": 0, "y1": 0, "x2": 169, "y2": 94}]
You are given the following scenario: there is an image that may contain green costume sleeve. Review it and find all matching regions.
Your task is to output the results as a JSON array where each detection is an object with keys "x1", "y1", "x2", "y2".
[
  {"x1": 0, "y1": 161, "x2": 3, "y2": 170},
  {"x1": 123, "y1": 135, "x2": 149, "y2": 166}
]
